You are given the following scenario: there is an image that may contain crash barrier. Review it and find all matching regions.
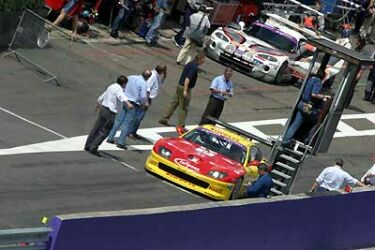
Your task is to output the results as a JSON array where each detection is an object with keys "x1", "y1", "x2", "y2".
[
  {"x1": 0, "y1": 227, "x2": 52, "y2": 250},
  {"x1": 3, "y1": 9, "x2": 80, "y2": 86},
  {"x1": 48, "y1": 188, "x2": 375, "y2": 250}
]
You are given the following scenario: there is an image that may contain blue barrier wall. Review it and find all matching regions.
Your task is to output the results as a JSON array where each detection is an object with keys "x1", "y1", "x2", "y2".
[{"x1": 49, "y1": 190, "x2": 375, "y2": 250}]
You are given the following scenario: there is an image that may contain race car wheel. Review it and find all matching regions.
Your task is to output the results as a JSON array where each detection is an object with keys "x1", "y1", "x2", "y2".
[
  {"x1": 275, "y1": 61, "x2": 288, "y2": 84},
  {"x1": 229, "y1": 177, "x2": 244, "y2": 200}
]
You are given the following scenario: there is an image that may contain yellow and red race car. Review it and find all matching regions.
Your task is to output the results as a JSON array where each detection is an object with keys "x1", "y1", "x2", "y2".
[{"x1": 145, "y1": 123, "x2": 265, "y2": 200}]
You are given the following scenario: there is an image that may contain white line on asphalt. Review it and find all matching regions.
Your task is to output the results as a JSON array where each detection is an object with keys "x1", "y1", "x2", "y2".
[
  {"x1": 0, "y1": 106, "x2": 67, "y2": 139},
  {"x1": 104, "y1": 154, "x2": 139, "y2": 172}
]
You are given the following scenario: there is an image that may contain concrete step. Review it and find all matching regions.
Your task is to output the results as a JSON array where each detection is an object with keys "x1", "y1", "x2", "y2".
[
  {"x1": 271, "y1": 169, "x2": 292, "y2": 179},
  {"x1": 275, "y1": 162, "x2": 296, "y2": 172}
]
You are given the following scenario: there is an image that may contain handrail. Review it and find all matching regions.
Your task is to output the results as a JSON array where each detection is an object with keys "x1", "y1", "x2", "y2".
[{"x1": 0, "y1": 227, "x2": 52, "y2": 250}]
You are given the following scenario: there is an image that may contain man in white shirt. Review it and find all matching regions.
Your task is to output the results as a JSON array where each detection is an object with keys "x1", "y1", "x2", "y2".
[
  {"x1": 84, "y1": 76, "x2": 133, "y2": 157},
  {"x1": 310, "y1": 158, "x2": 365, "y2": 192},
  {"x1": 361, "y1": 154, "x2": 375, "y2": 185},
  {"x1": 129, "y1": 64, "x2": 167, "y2": 138},
  {"x1": 107, "y1": 70, "x2": 151, "y2": 149}
]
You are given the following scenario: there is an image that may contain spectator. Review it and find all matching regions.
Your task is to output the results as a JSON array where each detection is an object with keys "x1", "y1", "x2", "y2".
[
  {"x1": 347, "y1": 37, "x2": 375, "y2": 106},
  {"x1": 199, "y1": 67, "x2": 234, "y2": 125},
  {"x1": 353, "y1": 0, "x2": 372, "y2": 35},
  {"x1": 110, "y1": 0, "x2": 138, "y2": 39},
  {"x1": 176, "y1": 5, "x2": 210, "y2": 65},
  {"x1": 364, "y1": 53, "x2": 375, "y2": 103},
  {"x1": 361, "y1": 154, "x2": 375, "y2": 185},
  {"x1": 51, "y1": 0, "x2": 85, "y2": 40},
  {"x1": 159, "y1": 52, "x2": 206, "y2": 135},
  {"x1": 145, "y1": 0, "x2": 172, "y2": 46},
  {"x1": 309, "y1": 158, "x2": 365, "y2": 192},
  {"x1": 362, "y1": 1, "x2": 375, "y2": 43},
  {"x1": 84, "y1": 75, "x2": 132, "y2": 157},
  {"x1": 282, "y1": 72, "x2": 330, "y2": 147},
  {"x1": 246, "y1": 163, "x2": 273, "y2": 198},
  {"x1": 172, "y1": 0, "x2": 202, "y2": 48},
  {"x1": 107, "y1": 70, "x2": 151, "y2": 149},
  {"x1": 129, "y1": 64, "x2": 167, "y2": 138}
]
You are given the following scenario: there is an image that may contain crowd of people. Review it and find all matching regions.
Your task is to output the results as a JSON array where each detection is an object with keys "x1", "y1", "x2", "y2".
[{"x1": 84, "y1": 52, "x2": 235, "y2": 156}]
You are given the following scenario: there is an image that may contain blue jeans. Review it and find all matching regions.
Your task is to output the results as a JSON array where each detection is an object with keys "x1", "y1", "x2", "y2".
[
  {"x1": 130, "y1": 107, "x2": 147, "y2": 134},
  {"x1": 174, "y1": 6, "x2": 193, "y2": 46},
  {"x1": 111, "y1": 7, "x2": 132, "y2": 35},
  {"x1": 145, "y1": 11, "x2": 166, "y2": 43},
  {"x1": 283, "y1": 110, "x2": 305, "y2": 146},
  {"x1": 107, "y1": 105, "x2": 138, "y2": 145}
]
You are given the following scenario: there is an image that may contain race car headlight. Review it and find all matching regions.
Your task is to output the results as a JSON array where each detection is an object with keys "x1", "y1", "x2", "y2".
[
  {"x1": 207, "y1": 170, "x2": 228, "y2": 179},
  {"x1": 158, "y1": 146, "x2": 171, "y2": 159},
  {"x1": 242, "y1": 52, "x2": 253, "y2": 62},
  {"x1": 257, "y1": 54, "x2": 278, "y2": 63},
  {"x1": 224, "y1": 44, "x2": 236, "y2": 54}
]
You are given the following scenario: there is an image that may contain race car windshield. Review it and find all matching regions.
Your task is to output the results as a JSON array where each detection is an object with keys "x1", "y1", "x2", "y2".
[
  {"x1": 183, "y1": 128, "x2": 247, "y2": 164},
  {"x1": 245, "y1": 25, "x2": 296, "y2": 52}
]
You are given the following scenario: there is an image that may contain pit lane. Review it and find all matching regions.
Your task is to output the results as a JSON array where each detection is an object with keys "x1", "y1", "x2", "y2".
[{"x1": 0, "y1": 34, "x2": 374, "y2": 228}]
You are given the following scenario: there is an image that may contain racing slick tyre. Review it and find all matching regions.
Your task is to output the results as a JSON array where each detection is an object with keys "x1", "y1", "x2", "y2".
[
  {"x1": 275, "y1": 61, "x2": 288, "y2": 85},
  {"x1": 229, "y1": 177, "x2": 244, "y2": 200}
]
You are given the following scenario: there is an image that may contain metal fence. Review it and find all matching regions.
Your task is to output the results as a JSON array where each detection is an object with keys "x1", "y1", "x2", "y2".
[
  {"x1": 0, "y1": 227, "x2": 52, "y2": 250},
  {"x1": 4, "y1": 9, "x2": 82, "y2": 86}
]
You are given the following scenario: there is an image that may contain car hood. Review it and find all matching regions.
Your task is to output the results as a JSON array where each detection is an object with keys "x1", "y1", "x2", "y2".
[
  {"x1": 249, "y1": 44, "x2": 289, "y2": 57},
  {"x1": 155, "y1": 138, "x2": 246, "y2": 180}
]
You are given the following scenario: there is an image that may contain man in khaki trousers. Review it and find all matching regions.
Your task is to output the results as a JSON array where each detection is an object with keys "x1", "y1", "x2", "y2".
[{"x1": 159, "y1": 53, "x2": 206, "y2": 134}]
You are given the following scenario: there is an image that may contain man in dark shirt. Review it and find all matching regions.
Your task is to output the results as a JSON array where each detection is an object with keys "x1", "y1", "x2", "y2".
[
  {"x1": 247, "y1": 163, "x2": 273, "y2": 198},
  {"x1": 159, "y1": 52, "x2": 205, "y2": 134},
  {"x1": 282, "y1": 72, "x2": 330, "y2": 147}
]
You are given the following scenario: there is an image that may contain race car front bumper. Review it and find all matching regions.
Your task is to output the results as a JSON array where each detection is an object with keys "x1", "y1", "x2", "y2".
[{"x1": 145, "y1": 151, "x2": 235, "y2": 200}]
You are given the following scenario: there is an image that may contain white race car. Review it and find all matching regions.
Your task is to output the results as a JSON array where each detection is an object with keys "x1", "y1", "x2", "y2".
[
  {"x1": 206, "y1": 18, "x2": 307, "y2": 84},
  {"x1": 288, "y1": 37, "x2": 352, "y2": 87}
]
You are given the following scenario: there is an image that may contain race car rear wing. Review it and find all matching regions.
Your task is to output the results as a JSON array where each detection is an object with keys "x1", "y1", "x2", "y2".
[
  {"x1": 204, "y1": 116, "x2": 274, "y2": 147},
  {"x1": 265, "y1": 13, "x2": 335, "y2": 42}
]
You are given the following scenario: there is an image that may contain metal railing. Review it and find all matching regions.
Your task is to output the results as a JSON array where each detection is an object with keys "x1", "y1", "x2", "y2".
[{"x1": 0, "y1": 227, "x2": 52, "y2": 250}]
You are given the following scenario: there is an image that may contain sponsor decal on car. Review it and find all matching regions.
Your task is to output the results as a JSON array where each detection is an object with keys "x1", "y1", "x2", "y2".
[{"x1": 174, "y1": 158, "x2": 200, "y2": 172}]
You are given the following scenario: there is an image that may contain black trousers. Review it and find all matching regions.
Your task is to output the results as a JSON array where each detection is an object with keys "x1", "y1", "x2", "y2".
[
  {"x1": 199, "y1": 95, "x2": 225, "y2": 125},
  {"x1": 84, "y1": 106, "x2": 115, "y2": 151}
]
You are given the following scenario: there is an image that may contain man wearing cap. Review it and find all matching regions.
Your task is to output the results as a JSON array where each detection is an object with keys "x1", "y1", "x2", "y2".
[
  {"x1": 246, "y1": 163, "x2": 273, "y2": 198},
  {"x1": 309, "y1": 158, "x2": 365, "y2": 192}
]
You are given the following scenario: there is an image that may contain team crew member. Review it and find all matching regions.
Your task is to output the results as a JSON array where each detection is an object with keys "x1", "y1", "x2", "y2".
[
  {"x1": 129, "y1": 64, "x2": 167, "y2": 138},
  {"x1": 84, "y1": 76, "x2": 131, "y2": 157},
  {"x1": 107, "y1": 70, "x2": 151, "y2": 149},
  {"x1": 361, "y1": 154, "x2": 375, "y2": 185},
  {"x1": 159, "y1": 53, "x2": 205, "y2": 135},
  {"x1": 51, "y1": 0, "x2": 84, "y2": 39},
  {"x1": 246, "y1": 163, "x2": 273, "y2": 198},
  {"x1": 309, "y1": 158, "x2": 365, "y2": 192},
  {"x1": 199, "y1": 67, "x2": 234, "y2": 125}
]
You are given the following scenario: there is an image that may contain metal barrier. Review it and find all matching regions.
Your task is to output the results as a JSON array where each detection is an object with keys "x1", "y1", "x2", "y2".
[
  {"x1": 3, "y1": 9, "x2": 81, "y2": 86},
  {"x1": 0, "y1": 227, "x2": 52, "y2": 250}
]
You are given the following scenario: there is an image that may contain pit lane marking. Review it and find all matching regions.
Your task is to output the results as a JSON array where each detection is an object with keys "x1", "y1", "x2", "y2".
[
  {"x1": 0, "y1": 113, "x2": 374, "y2": 156},
  {"x1": 0, "y1": 106, "x2": 67, "y2": 139}
]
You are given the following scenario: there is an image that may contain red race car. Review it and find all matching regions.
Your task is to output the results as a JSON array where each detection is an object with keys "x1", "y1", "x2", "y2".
[{"x1": 145, "y1": 122, "x2": 268, "y2": 200}]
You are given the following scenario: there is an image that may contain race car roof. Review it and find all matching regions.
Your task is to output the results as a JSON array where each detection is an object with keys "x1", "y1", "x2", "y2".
[
  {"x1": 307, "y1": 38, "x2": 375, "y2": 65},
  {"x1": 201, "y1": 124, "x2": 254, "y2": 147}
]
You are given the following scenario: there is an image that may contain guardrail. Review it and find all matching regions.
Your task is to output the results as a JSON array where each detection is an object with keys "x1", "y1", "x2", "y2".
[
  {"x1": 48, "y1": 188, "x2": 375, "y2": 250},
  {"x1": 0, "y1": 227, "x2": 52, "y2": 250}
]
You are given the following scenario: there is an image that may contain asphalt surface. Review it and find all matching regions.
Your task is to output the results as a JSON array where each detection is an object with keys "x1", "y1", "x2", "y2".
[{"x1": 0, "y1": 28, "x2": 374, "y2": 229}]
